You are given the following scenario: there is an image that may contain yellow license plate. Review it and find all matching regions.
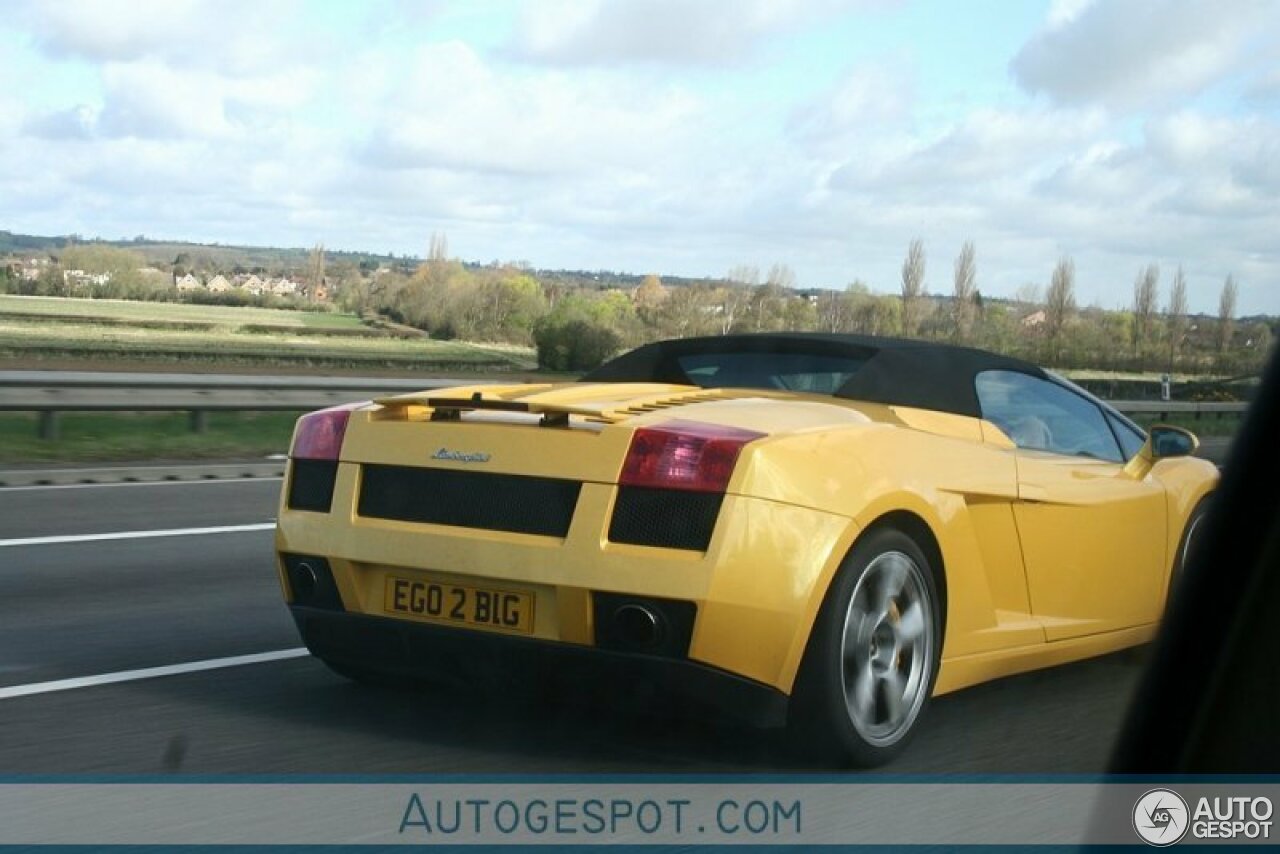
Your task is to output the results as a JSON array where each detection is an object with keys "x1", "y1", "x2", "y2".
[{"x1": 384, "y1": 576, "x2": 534, "y2": 634}]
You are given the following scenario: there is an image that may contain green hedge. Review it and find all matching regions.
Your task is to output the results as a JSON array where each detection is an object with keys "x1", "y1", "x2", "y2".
[{"x1": 533, "y1": 318, "x2": 621, "y2": 372}]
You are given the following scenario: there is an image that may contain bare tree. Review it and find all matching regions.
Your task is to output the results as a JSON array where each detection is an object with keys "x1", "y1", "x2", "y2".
[
  {"x1": 1218, "y1": 274, "x2": 1238, "y2": 353},
  {"x1": 633, "y1": 274, "x2": 668, "y2": 311},
  {"x1": 1014, "y1": 282, "x2": 1042, "y2": 306},
  {"x1": 653, "y1": 285, "x2": 715, "y2": 339},
  {"x1": 307, "y1": 243, "x2": 326, "y2": 303},
  {"x1": 952, "y1": 240, "x2": 976, "y2": 342},
  {"x1": 1166, "y1": 265, "x2": 1188, "y2": 371},
  {"x1": 1044, "y1": 256, "x2": 1076, "y2": 362},
  {"x1": 900, "y1": 238, "x2": 926, "y2": 337},
  {"x1": 428, "y1": 232, "x2": 448, "y2": 262},
  {"x1": 746, "y1": 282, "x2": 788, "y2": 331},
  {"x1": 726, "y1": 265, "x2": 760, "y2": 287},
  {"x1": 1132, "y1": 264, "x2": 1159, "y2": 363},
  {"x1": 719, "y1": 266, "x2": 759, "y2": 335},
  {"x1": 710, "y1": 286, "x2": 746, "y2": 335},
  {"x1": 766, "y1": 263, "x2": 796, "y2": 290},
  {"x1": 815, "y1": 290, "x2": 846, "y2": 333}
]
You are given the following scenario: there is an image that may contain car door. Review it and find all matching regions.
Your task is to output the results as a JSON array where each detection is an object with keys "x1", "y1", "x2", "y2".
[{"x1": 975, "y1": 370, "x2": 1167, "y2": 641}]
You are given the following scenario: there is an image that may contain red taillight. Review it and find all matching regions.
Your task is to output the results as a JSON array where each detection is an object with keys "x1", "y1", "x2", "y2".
[
  {"x1": 291, "y1": 403, "x2": 363, "y2": 461},
  {"x1": 620, "y1": 420, "x2": 764, "y2": 493}
]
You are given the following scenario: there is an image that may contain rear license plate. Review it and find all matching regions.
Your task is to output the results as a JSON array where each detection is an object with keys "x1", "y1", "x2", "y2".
[{"x1": 384, "y1": 576, "x2": 534, "y2": 635}]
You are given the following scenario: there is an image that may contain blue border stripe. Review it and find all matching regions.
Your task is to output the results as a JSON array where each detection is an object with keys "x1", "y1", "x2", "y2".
[
  {"x1": 0, "y1": 773, "x2": 1277, "y2": 784},
  {"x1": 0, "y1": 848, "x2": 1132, "y2": 852}
]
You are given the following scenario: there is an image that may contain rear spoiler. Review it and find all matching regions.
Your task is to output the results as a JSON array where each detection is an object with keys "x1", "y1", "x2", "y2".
[{"x1": 372, "y1": 385, "x2": 746, "y2": 426}]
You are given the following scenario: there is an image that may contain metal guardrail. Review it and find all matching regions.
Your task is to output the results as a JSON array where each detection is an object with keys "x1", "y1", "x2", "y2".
[
  {"x1": 0, "y1": 371, "x2": 1251, "y2": 439},
  {"x1": 1107, "y1": 400, "x2": 1249, "y2": 418},
  {"x1": 0, "y1": 372, "x2": 496, "y2": 439}
]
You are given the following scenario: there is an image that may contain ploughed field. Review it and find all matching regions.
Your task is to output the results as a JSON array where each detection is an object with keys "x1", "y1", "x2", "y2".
[{"x1": 0, "y1": 295, "x2": 535, "y2": 373}]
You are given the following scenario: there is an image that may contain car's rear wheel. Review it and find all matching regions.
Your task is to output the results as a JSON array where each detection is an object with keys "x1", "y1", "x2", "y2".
[
  {"x1": 1170, "y1": 495, "x2": 1211, "y2": 598},
  {"x1": 790, "y1": 527, "x2": 942, "y2": 767}
]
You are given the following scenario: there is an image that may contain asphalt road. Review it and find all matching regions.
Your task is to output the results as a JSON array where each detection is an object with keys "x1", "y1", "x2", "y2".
[{"x1": 0, "y1": 476, "x2": 1163, "y2": 776}]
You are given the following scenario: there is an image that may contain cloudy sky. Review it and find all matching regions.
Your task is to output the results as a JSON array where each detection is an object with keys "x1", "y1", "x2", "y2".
[{"x1": 2, "y1": 0, "x2": 1277, "y2": 315}]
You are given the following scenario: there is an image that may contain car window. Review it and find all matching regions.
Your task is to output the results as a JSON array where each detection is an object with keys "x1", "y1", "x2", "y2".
[
  {"x1": 1106, "y1": 411, "x2": 1148, "y2": 460},
  {"x1": 675, "y1": 352, "x2": 868, "y2": 394},
  {"x1": 975, "y1": 370, "x2": 1124, "y2": 462}
]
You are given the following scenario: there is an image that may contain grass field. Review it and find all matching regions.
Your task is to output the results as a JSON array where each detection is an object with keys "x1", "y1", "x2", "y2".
[
  {"x1": 0, "y1": 294, "x2": 362, "y2": 329},
  {"x1": 0, "y1": 412, "x2": 301, "y2": 463},
  {"x1": 0, "y1": 295, "x2": 536, "y2": 372}
]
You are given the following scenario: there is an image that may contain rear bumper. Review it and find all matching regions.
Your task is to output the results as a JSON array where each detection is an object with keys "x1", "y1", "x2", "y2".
[{"x1": 290, "y1": 606, "x2": 790, "y2": 728}]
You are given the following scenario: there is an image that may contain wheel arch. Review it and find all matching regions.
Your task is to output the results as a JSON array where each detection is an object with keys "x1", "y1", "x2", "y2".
[
  {"x1": 865, "y1": 509, "x2": 948, "y2": 627},
  {"x1": 780, "y1": 505, "x2": 949, "y2": 695}
]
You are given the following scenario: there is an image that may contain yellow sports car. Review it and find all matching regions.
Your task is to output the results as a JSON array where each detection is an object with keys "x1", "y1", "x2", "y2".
[{"x1": 274, "y1": 333, "x2": 1218, "y2": 765}]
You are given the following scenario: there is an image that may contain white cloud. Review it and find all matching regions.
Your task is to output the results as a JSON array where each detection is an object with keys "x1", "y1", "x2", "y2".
[
  {"x1": 1046, "y1": 0, "x2": 1095, "y2": 27},
  {"x1": 17, "y1": 62, "x2": 320, "y2": 142},
  {"x1": 359, "y1": 42, "x2": 704, "y2": 178},
  {"x1": 828, "y1": 106, "x2": 1108, "y2": 195},
  {"x1": 1011, "y1": 0, "x2": 1277, "y2": 109},
  {"x1": 509, "y1": 0, "x2": 880, "y2": 66},
  {"x1": 16, "y1": 0, "x2": 311, "y2": 75},
  {"x1": 789, "y1": 63, "x2": 914, "y2": 156}
]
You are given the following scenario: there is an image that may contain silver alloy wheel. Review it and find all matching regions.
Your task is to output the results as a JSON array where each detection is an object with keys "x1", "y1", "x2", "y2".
[{"x1": 840, "y1": 550, "x2": 934, "y2": 746}]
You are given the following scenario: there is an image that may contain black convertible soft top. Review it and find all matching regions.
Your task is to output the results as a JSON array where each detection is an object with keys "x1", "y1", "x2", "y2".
[{"x1": 582, "y1": 333, "x2": 1050, "y2": 419}]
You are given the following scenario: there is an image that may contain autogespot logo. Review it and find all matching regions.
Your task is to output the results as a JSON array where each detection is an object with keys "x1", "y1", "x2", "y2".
[{"x1": 1133, "y1": 789, "x2": 1190, "y2": 846}]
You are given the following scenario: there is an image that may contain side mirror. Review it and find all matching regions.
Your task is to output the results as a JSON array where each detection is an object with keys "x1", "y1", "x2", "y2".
[{"x1": 1150, "y1": 424, "x2": 1199, "y2": 459}]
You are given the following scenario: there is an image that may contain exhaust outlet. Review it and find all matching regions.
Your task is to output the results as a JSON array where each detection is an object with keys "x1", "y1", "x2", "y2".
[
  {"x1": 592, "y1": 592, "x2": 695, "y2": 658},
  {"x1": 613, "y1": 603, "x2": 662, "y2": 649},
  {"x1": 293, "y1": 561, "x2": 319, "y2": 599}
]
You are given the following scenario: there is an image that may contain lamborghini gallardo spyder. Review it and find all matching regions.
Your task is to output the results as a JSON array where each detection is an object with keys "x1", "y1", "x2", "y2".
[{"x1": 274, "y1": 333, "x2": 1218, "y2": 765}]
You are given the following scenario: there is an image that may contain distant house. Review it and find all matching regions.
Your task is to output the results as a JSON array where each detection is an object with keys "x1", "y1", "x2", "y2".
[
  {"x1": 206, "y1": 274, "x2": 231, "y2": 294},
  {"x1": 270, "y1": 277, "x2": 298, "y2": 296},
  {"x1": 242, "y1": 275, "x2": 270, "y2": 296},
  {"x1": 19, "y1": 258, "x2": 50, "y2": 281},
  {"x1": 63, "y1": 269, "x2": 111, "y2": 287},
  {"x1": 175, "y1": 273, "x2": 203, "y2": 292},
  {"x1": 1021, "y1": 310, "x2": 1047, "y2": 329}
]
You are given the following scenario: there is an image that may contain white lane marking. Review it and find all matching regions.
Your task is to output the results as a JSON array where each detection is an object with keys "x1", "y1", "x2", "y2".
[
  {"x1": 0, "y1": 648, "x2": 311, "y2": 700},
  {"x1": 0, "y1": 477, "x2": 283, "y2": 493},
  {"x1": 0, "y1": 522, "x2": 276, "y2": 548}
]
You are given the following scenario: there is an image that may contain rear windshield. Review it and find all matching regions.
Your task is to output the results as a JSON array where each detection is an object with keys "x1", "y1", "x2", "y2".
[{"x1": 675, "y1": 352, "x2": 870, "y2": 394}]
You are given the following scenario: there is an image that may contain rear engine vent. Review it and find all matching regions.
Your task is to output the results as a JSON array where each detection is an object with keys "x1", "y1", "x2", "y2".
[
  {"x1": 287, "y1": 459, "x2": 339, "y2": 513},
  {"x1": 608, "y1": 486, "x2": 723, "y2": 551},
  {"x1": 358, "y1": 464, "x2": 581, "y2": 537}
]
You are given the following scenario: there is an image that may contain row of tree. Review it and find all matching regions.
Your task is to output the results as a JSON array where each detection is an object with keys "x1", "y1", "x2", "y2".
[
  {"x1": 329, "y1": 235, "x2": 1268, "y2": 374},
  {"x1": 3, "y1": 235, "x2": 1270, "y2": 376}
]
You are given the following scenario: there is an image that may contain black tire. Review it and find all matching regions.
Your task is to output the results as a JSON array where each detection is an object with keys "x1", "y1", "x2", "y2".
[
  {"x1": 1168, "y1": 495, "x2": 1211, "y2": 603},
  {"x1": 788, "y1": 526, "x2": 943, "y2": 767}
]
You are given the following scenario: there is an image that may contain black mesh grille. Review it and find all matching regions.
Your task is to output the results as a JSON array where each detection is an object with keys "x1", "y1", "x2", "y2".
[
  {"x1": 287, "y1": 459, "x2": 339, "y2": 512},
  {"x1": 358, "y1": 464, "x2": 581, "y2": 537},
  {"x1": 608, "y1": 486, "x2": 723, "y2": 551}
]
